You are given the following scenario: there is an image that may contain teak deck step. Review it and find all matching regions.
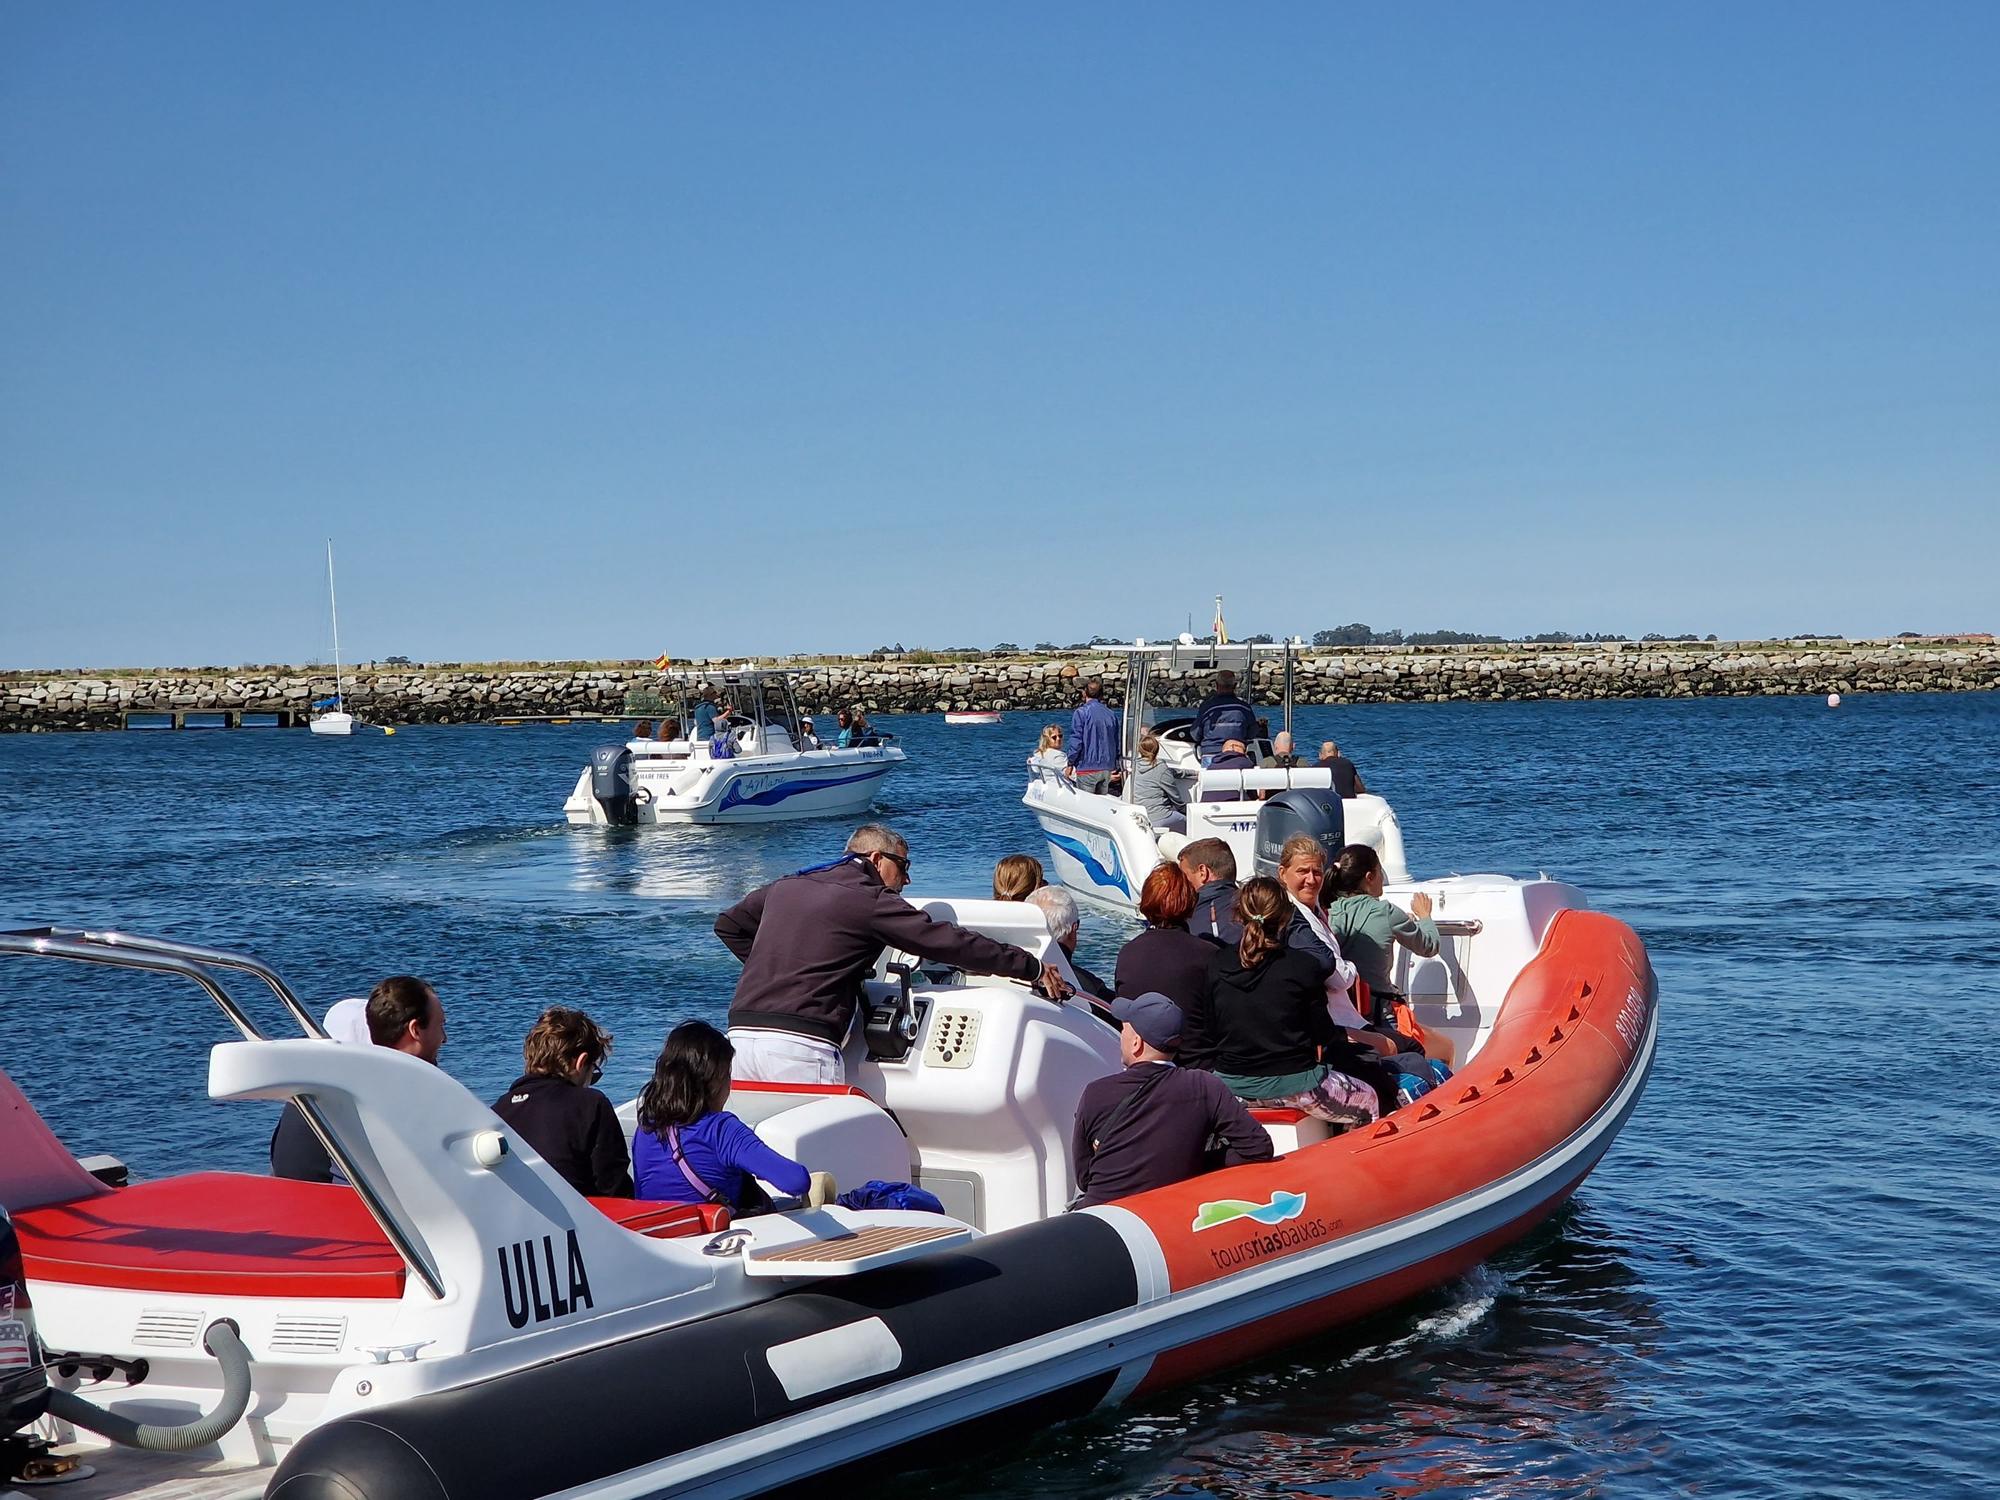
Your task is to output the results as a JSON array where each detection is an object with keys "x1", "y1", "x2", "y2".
[{"x1": 743, "y1": 1222, "x2": 969, "y2": 1278}]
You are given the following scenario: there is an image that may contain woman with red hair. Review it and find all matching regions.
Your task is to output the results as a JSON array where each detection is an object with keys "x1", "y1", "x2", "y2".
[{"x1": 1112, "y1": 862, "x2": 1216, "y2": 1014}]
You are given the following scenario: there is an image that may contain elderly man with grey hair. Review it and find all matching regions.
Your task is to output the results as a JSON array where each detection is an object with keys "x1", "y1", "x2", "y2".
[
  {"x1": 717, "y1": 823, "x2": 1074, "y2": 1083},
  {"x1": 1027, "y1": 884, "x2": 1114, "y2": 1003},
  {"x1": 1262, "y1": 730, "x2": 1302, "y2": 769}
]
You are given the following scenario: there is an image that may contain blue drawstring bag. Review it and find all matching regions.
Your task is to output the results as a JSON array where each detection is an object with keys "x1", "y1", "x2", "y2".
[
  {"x1": 1391, "y1": 1056, "x2": 1453, "y2": 1107},
  {"x1": 835, "y1": 1180, "x2": 946, "y2": 1214}
]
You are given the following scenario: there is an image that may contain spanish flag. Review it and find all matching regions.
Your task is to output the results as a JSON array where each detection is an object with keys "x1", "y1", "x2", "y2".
[{"x1": 653, "y1": 653, "x2": 673, "y2": 670}]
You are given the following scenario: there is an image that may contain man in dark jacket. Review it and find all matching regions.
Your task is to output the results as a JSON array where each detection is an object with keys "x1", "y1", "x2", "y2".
[
  {"x1": 270, "y1": 975, "x2": 446, "y2": 1183},
  {"x1": 1198, "y1": 739, "x2": 1258, "y2": 801},
  {"x1": 1070, "y1": 992, "x2": 1272, "y2": 1209},
  {"x1": 717, "y1": 824, "x2": 1074, "y2": 1083},
  {"x1": 1317, "y1": 740, "x2": 1367, "y2": 799},
  {"x1": 492, "y1": 1006, "x2": 632, "y2": 1198},
  {"x1": 1179, "y1": 838, "x2": 1241, "y2": 947},
  {"x1": 1192, "y1": 671, "x2": 1258, "y2": 762}
]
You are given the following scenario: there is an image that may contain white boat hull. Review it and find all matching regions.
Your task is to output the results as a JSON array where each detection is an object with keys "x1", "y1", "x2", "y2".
[
  {"x1": 308, "y1": 712, "x2": 354, "y2": 737},
  {"x1": 565, "y1": 745, "x2": 904, "y2": 826},
  {"x1": 1024, "y1": 775, "x2": 1411, "y2": 912}
]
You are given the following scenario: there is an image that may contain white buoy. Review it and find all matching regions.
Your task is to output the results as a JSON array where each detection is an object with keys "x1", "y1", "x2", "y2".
[{"x1": 1826, "y1": 692, "x2": 1841, "y2": 708}]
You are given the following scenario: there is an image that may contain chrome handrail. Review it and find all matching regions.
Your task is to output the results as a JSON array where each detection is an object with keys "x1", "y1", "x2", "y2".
[
  {"x1": 25, "y1": 927, "x2": 327, "y2": 1039},
  {"x1": 0, "y1": 929, "x2": 445, "y2": 1299},
  {"x1": 1431, "y1": 918, "x2": 1485, "y2": 937},
  {"x1": 0, "y1": 931, "x2": 268, "y2": 1040}
]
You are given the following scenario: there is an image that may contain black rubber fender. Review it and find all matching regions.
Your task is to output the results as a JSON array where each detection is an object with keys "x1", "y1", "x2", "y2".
[{"x1": 267, "y1": 1212, "x2": 1138, "y2": 1500}]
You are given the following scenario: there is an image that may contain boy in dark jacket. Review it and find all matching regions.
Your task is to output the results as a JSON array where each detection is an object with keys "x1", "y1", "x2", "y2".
[{"x1": 492, "y1": 1006, "x2": 631, "y2": 1198}]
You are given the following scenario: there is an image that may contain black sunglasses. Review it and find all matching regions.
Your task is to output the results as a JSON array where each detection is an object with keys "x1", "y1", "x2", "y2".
[{"x1": 876, "y1": 851, "x2": 911, "y2": 876}]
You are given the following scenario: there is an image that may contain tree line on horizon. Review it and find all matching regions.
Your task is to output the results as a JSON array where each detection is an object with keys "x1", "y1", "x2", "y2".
[{"x1": 874, "y1": 625, "x2": 1740, "y2": 654}]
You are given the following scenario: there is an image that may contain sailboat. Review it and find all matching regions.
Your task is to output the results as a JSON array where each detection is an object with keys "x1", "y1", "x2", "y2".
[{"x1": 309, "y1": 541, "x2": 355, "y2": 736}]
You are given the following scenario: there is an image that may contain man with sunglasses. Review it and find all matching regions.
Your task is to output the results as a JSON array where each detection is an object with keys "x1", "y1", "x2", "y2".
[
  {"x1": 491, "y1": 1006, "x2": 632, "y2": 1199},
  {"x1": 717, "y1": 823, "x2": 1075, "y2": 1084}
]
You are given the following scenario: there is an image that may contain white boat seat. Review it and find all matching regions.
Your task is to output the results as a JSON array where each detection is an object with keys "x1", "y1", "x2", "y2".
[
  {"x1": 1247, "y1": 1104, "x2": 1336, "y2": 1154},
  {"x1": 746, "y1": 1093, "x2": 913, "y2": 1193}
]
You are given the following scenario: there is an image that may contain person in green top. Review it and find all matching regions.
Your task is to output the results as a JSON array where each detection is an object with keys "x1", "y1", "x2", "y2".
[{"x1": 1325, "y1": 843, "x2": 1441, "y2": 1055}]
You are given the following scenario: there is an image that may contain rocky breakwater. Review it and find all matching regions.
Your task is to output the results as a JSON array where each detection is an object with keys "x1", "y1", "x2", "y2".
[
  {"x1": 0, "y1": 666, "x2": 656, "y2": 733},
  {"x1": 2, "y1": 643, "x2": 1995, "y2": 731}
]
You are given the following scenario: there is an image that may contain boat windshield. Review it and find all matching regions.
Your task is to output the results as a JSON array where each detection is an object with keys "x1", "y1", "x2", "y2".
[
  {"x1": 663, "y1": 668, "x2": 805, "y2": 742},
  {"x1": 1119, "y1": 641, "x2": 1301, "y2": 778}
]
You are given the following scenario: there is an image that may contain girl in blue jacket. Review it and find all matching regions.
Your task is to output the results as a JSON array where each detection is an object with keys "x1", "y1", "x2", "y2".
[{"x1": 633, "y1": 1022, "x2": 814, "y2": 1211}]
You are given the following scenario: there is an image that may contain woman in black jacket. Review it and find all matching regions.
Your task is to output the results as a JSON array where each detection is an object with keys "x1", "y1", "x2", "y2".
[
  {"x1": 1113, "y1": 862, "x2": 1216, "y2": 1010},
  {"x1": 1184, "y1": 877, "x2": 1390, "y2": 1127},
  {"x1": 492, "y1": 1007, "x2": 634, "y2": 1198}
]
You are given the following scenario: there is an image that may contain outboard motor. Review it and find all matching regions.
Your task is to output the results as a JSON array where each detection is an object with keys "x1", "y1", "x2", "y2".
[
  {"x1": 1253, "y1": 788, "x2": 1344, "y2": 877},
  {"x1": 588, "y1": 744, "x2": 639, "y2": 825}
]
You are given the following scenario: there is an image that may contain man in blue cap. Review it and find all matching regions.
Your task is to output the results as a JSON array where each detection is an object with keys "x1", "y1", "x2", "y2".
[{"x1": 1069, "y1": 991, "x2": 1273, "y2": 1209}]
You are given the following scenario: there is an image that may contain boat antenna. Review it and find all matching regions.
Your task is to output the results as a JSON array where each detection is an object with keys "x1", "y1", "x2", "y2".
[{"x1": 326, "y1": 539, "x2": 345, "y2": 712}]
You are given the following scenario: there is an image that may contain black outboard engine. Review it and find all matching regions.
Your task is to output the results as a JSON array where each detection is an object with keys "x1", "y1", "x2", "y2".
[
  {"x1": 588, "y1": 744, "x2": 639, "y2": 825},
  {"x1": 1253, "y1": 788, "x2": 1344, "y2": 877}
]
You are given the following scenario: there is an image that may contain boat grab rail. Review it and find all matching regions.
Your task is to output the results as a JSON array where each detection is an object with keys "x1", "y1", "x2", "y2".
[
  {"x1": 0, "y1": 926, "x2": 327, "y2": 1040},
  {"x1": 0, "y1": 929, "x2": 447, "y2": 1300},
  {"x1": 1431, "y1": 919, "x2": 1484, "y2": 937}
]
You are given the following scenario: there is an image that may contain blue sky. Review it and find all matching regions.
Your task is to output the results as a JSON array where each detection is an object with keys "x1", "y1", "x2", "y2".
[{"x1": 2, "y1": 3, "x2": 1993, "y2": 669}]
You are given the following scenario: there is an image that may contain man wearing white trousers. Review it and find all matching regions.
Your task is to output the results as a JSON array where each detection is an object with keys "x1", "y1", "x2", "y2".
[{"x1": 716, "y1": 823, "x2": 1073, "y2": 1084}]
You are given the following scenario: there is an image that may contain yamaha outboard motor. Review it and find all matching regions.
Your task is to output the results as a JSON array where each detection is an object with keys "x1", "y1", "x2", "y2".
[
  {"x1": 1253, "y1": 788, "x2": 1344, "y2": 877},
  {"x1": 588, "y1": 744, "x2": 639, "y2": 826}
]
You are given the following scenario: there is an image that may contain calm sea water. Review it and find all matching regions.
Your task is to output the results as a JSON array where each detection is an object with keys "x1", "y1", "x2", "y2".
[{"x1": 3, "y1": 693, "x2": 1996, "y2": 1498}]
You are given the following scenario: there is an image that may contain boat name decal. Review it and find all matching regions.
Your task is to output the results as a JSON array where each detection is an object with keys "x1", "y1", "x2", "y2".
[
  {"x1": 718, "y1": 767, "x2": 884, "y2": 812},
  {"x1": 1613, "y1": 983, "x2": 1649, "y2": 1056},
  {"x1": 497, "y1": 1229, "x2": 594, "y2": 1329},
  {"x1": 1203, "y1": 1213, "x2": 1341, "y2": 1272}
]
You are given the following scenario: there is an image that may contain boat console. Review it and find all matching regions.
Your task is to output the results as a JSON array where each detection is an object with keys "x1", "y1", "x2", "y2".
[{"x1": 635, "y1": 902, "x2": 1124, "y2": 1235}]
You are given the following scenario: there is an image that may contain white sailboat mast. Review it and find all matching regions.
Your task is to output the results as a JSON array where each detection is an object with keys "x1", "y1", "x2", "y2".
[{"x1": 326, "y1": 540, "x2": 346, "y2": 709}]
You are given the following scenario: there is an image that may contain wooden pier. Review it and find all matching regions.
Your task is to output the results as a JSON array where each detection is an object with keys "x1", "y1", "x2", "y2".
[
  {"x1": 490, "y1": 713, "x2": 625, "y2": 726},
  {"x1": 121, "y1": 709, "x2": 304, "y2": 731}
]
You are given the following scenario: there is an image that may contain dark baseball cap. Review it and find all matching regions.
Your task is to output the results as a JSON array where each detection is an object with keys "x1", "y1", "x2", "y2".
[{"x1": 1111, "y1": 991, "x2": 1184, "y2": 1052}]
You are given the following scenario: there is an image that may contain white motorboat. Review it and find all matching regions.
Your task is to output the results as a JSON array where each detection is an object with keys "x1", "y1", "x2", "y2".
[
  {"x1": 943, "y1": 711, "x2": 1002, "y2": 726},
  {"x1": 1, "y1": 900, "x2": 1655, "y2": 1499},
  {"x1": 563, "y1": 667, "x2": 904, "y2": 826},
  {"x1": 1024, "y1": 641, "x2": 1410, "y2": 911}
]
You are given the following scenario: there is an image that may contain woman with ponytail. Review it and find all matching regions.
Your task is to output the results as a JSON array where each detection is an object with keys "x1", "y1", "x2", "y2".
[{"x1": 1185, "y1": 876, "x2": 1387, "y2": 1128}]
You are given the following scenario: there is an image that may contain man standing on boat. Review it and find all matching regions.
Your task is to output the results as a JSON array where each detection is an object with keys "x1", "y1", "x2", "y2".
[
  {"x1": 1193, "y1": 670, "x2": 1259, "y2": 763},
  {"x1": 1317, "y1": 740, "x2": 1367, "y2": 799},
  {"x1": 717, "y1": 824, "x2": 1075, "y2": 1084},
  {"x1": 1066, "y1": 678, "x2": 1120, "y2": 794},
  {"x1": 692, "y1": 686, "x2": 723, "y2": 741}
]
